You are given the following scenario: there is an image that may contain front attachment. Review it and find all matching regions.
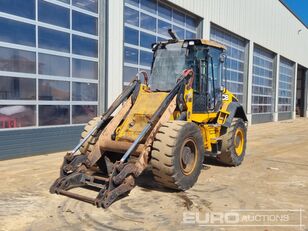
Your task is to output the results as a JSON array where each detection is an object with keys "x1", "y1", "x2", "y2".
[
  {"x1": 50, "y1": 78, "x2": 141, "y2": 208},
  {"x1": 50, "y1": 161, "x2": 138, "y2": 208},
  {"x1": 50, "y1": 70, "x2": 192, "y2": 208}
]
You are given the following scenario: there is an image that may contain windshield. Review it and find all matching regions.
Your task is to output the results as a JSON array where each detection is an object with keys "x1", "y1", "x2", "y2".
[{"x1": 150, "y1": 43, "x2": 187, "y2": 91}]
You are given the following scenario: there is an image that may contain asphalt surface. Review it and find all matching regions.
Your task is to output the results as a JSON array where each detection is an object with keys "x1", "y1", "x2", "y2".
[{"x1": 0, "y1": 118, "x2": 307, "y2": 231}]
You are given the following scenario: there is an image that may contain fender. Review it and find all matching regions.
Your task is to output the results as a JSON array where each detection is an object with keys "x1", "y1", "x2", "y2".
[{"x1": 222, "y1": 101, "x2": 248, "y2": 128}]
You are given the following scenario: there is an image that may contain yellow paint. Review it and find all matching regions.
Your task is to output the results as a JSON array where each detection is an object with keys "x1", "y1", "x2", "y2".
[
  {"x1": 200, "y1": 39, "x2": 226, "y2": 49},
  {"x1": 190, "y1": 113, "x2": 217, "y2": 123},
  {"x1": 234, "y1": 128, "x2": 244, "y2": 156},
  {"x1": 183, "y1": 86, "x2": 193, "y2": 121},
  {"x1": 217, "y1": 88, "x2": 235, "y2": 125},
  {"x1": 173, "y1": 110, "x2": 180, "y2": 120},
  {"x1": 183, "y1": 84, "x2": 228, "y2": 152},
  {"x1": 115, "y1": 70, "x2": 243, "y2": 156},
  {"x1": 115, "y1": 84, "x2": 168, "y2": 142},
  {"x1": 157, "y1": 39, "x2": 225, "y2": 50}
]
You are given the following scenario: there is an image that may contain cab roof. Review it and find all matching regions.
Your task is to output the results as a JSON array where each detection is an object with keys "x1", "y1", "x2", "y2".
[
  {"x1": 199, "y1": 39, "x2": 226, "y2": 50},
  {"x1": 156, "y1": 39, "x2": 226, "y2": 50},
  {"x1": 153, "y1": 38, "x2": 226, "y2": 52},
  {"x1": 183, "y1": 39, "x2": 226, "y2": 50}
]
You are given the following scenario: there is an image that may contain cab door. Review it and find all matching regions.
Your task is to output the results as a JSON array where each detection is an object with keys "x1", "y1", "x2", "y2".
[
  {"x1": 192, "y1": 47, "x2": 223, "y2": 113},
  {"x1": 192, "y1": 57, "x2": 207, "y2": 113},
  {"x1": 207, "y1": 47, "x2": 223, "y2": 111}
]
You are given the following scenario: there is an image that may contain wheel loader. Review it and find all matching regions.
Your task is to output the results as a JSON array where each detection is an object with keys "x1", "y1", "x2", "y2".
[{"x1": 50, "y1": 30, "x2": 248, "y2": 208}]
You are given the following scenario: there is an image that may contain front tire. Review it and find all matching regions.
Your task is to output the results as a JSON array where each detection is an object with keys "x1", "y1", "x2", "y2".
[
  {"x1": 79, "y1": 117, "x2": 101, "y2": 155},
  {"x1": 151, "y1": 121, "x2": 204, "y2": 190},
  {"x1": 79, "y1": 116, "x2": 108, "y2": 174},
  {"x1": 217, "y1": 118, "x2": 247, "y2": 166}
]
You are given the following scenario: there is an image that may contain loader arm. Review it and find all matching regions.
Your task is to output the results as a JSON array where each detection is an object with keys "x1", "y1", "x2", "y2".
[{"x1": 50, "y1": 69, "x2": 193, "y2": 208}]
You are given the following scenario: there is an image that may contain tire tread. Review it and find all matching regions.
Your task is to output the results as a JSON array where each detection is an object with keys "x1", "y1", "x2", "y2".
[{"x1": 151, "y1": 121, "x2": 204, "y2": 190}]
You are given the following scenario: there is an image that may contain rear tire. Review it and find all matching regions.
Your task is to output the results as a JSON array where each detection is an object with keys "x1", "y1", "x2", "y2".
[
  {"x1": 151, "y1": 121, "x2": 204, "y2": 190},
  {"x1": 80, "y1": 116, "x2": 108, "y2": 174},
  {"x1": 217, "y1": 118, "x2": 247, "y2": 166}
]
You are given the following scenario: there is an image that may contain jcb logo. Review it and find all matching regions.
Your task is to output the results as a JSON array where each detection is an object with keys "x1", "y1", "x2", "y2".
[{"x1": 222, "y1": 94, "x2": 229, "y2": 101}]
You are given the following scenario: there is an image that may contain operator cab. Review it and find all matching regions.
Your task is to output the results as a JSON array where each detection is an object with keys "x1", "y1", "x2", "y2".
[{"x1": 150, "y1": 37, "x2": 228, "y2": 113}]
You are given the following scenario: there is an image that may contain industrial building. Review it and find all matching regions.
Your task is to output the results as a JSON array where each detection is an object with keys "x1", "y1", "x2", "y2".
[{"x1": 0, "y1": 0, "x2": 307, "y2": 159}]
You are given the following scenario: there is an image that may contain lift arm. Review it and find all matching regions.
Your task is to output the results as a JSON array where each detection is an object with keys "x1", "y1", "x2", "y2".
[{"x1": 50, "y1": 70, "x2": 194, "y2": 208}]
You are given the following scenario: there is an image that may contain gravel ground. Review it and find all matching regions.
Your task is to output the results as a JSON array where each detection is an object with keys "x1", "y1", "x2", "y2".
[{"x1": 0, "y1": 118, "x2": 307, "y2": 231}]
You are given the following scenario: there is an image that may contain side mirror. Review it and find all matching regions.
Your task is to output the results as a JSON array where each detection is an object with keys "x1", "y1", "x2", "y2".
[
  {"x1": 136, "y1": 70, "x2": 149, "y2": 86},
  {"x1": 219, "y1": 53, "x2": 226, "y2": 63}
]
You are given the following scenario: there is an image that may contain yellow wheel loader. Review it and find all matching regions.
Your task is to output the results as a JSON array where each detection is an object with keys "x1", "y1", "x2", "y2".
[{"x1": 50, "y1": 30, "x2": 248, "y2": 208}]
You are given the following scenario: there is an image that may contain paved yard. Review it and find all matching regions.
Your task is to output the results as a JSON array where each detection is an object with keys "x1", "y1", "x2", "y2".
[{"x1": 0, "y1": 118, "x2": 308, "y2": 231}]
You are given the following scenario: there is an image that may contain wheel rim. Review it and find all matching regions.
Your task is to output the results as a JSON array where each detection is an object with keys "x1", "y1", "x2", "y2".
[
  {"x1": 180, "y1": 138, "x2": 198, "y2": 176},
  {"x1": 234, "y1": 128, "x2": 244, "y2": 156}
]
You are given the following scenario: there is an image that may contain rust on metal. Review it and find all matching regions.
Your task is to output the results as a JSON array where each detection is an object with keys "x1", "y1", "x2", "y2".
[
  {"x1": 133, "y1": 96, "x2": 177, "y2": 174},
  {"x1": 50, "y1": 69, "x2": 193, "y2": 208},
  {"x1": 86, "y1": 97, "x2": 133, "y2": 166},
  {"x1": 100, "y1": 140, "x2": 145, "y2": 155}
]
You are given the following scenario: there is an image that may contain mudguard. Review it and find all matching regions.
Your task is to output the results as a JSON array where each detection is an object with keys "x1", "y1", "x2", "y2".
[{"x1": 222, "y1": 102, "x2": 248, "y2": 128}]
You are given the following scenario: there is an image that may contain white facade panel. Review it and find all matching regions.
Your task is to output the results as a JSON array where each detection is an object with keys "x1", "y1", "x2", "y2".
[
  {"x1": 168, "y1": 0, "x2": 308, "y2": 67},
  {"x1": 107, "y1": 0, "x2": 308, "y2": 108},
  {"x1": 107, "y1": 0, "x2": 124, "y2": 106}
]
